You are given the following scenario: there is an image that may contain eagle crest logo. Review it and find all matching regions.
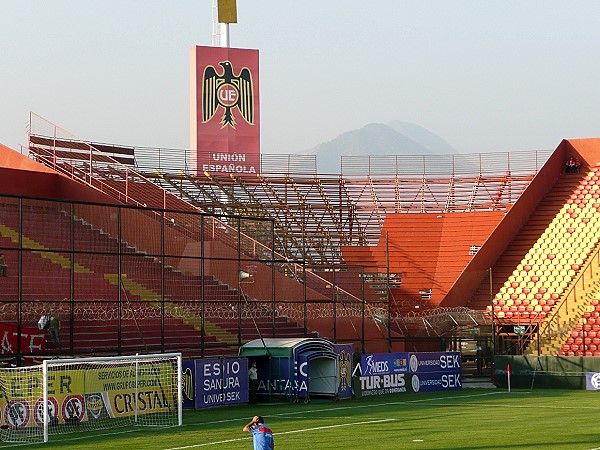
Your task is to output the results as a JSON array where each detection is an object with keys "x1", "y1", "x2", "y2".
[
  {"x1": 338, "y1": 350, "x2": 352, "y2": 392},
  {"x1": 202, "y1": 60, "x2": 254, "y2": 129}
]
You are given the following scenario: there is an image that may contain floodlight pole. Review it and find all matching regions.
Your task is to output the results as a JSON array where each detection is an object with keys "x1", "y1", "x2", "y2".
[
  {"x1": 386, "y1": 232, "x2": 392, "y2": 352},
  {"x1": 489, "y1": 268, "x2": 497, "y2": 362}
]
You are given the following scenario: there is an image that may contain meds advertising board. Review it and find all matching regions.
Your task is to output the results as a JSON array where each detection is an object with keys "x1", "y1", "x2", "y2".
[{"x1": 357, "y1": 352, "x2": 461, "y2": 397}]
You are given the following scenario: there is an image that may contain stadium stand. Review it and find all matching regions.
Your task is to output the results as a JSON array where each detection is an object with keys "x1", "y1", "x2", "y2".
[
  {"x1": 21, "y1": 115, "x2": 391, "y2": 352},
  {"x1": 5, "y1": 113, "x2": 600, "y2": 360},
  {"x1": 0, "y1": 198, "x2": 314, "y2": 357}
]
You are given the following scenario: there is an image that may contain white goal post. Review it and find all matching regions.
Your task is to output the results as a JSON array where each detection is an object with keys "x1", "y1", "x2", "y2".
[{"x1": 0, "y1": 352, "x2": 182, "y2": 444}]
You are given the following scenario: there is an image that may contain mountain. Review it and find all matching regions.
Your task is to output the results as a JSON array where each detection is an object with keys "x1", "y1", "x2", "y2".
[
  {"x1": 386, "y1": 121, "x2": 457, "y2": 155},
  {"x1": 306, "y1": 121, "x2": 456, "y2": 174}
]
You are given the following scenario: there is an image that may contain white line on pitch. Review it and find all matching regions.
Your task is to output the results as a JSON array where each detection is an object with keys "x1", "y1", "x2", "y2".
[
  {"x1": 164, "y1": 418, "x2": 397, "y2": 450},
  {"x1": 183, "y1": 391, "x2": 503, "y2": 428},
  {"x1": 0, "y1": 392, "x2": 501, "y2": 448}
]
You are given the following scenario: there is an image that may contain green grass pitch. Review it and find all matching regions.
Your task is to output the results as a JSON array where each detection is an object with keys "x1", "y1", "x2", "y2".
[{"x1": 4, "y1": 389, "x2": 600, "y2": 449}]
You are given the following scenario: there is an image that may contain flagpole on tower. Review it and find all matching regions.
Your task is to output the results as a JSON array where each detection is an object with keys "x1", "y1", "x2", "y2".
[
  {"x1": 221, "y1": 23, "x2": 230, "y2": 48},
  {"x1": 211, "y1": 0, "x2": 220, "y2": 46},
  {"x1": 214, "y1": 0, "x2": 237, "y2": 48}
]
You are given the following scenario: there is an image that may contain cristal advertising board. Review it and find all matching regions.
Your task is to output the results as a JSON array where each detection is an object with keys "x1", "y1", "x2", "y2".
[
  {"x1": 0, "y1": 363, "x2": 177, "y2": 429},
  {"x1": 195, "y1": 358, "x2": 248, "y2": 408},
  {"x1": 357, "y1": 352, "x2": 461, "y2": 397},
  {"x1": 190, "y1": 45, "x2": 260, "y2": 177}
]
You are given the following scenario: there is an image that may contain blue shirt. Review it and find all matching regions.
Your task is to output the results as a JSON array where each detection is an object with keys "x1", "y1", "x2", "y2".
[{"x1": 250, "y1": 423, "x2": 274, "y2": 450}]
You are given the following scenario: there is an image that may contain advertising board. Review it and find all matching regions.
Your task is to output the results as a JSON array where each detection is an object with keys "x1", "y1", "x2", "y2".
[
  {"x1": 586, "y1": 372, "x2": 600, "y2": 390},
  {"x1": 1, "y1": 363, "x2": 177, "y2": 428},
  {"x1": 356, "y1": 352, "x2": 462, "y2": 397},
  {"x1": 0, "y1": 323, "x2": 46, "y2": 354},
  {"x1": 195, "y1": 358, "x2": 248, "y2": 408}
]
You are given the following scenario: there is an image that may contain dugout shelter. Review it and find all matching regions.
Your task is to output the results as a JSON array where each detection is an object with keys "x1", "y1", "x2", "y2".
[{"x1": 239, "y1": 337, "x2": 339, "y2": 400}]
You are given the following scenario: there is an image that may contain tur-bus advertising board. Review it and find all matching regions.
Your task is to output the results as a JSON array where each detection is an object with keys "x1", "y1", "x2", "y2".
[
  {"x1": 195, "y1": 358, "x2": 248, "y2": 408},
  {"x1": 356, "y1": 352, "x2": 461, "y2": 397}
]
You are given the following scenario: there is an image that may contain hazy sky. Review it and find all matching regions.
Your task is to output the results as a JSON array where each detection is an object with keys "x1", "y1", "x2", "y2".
[{"x1": 2, "y1": 1, "x2": 600, "y2": 155}]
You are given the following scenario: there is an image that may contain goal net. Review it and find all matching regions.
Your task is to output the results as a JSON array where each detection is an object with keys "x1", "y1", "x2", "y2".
[{"x1": 0, "y1": 353, "x2": 182, "y2": 444}]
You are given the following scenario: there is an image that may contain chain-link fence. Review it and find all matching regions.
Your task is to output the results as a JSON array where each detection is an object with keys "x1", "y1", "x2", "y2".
[{"x1": 0, "y1": 194, "x2": 398, "y2": 363}]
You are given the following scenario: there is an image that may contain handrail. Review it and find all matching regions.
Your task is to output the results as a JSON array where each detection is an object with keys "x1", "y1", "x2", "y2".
[
  {"x1": 534, "y1": 245, "x2": 600, "y2": 354},
  {"x1": 28, "y1": 146, "x2": 147, "y2": 208}
]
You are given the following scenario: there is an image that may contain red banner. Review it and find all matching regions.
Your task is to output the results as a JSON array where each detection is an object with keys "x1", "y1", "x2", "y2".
[
  {"x1": 0, "y1": 323, "x2": 47, "y2": 354},
  {"x1": 190, "y1": 46, "x2": 260, "y2": 177}
]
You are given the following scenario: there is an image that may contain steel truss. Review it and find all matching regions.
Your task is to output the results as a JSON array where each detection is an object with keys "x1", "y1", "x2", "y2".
[{"x1": 147, "y1": 168, "x2": 542, "y2": 265}]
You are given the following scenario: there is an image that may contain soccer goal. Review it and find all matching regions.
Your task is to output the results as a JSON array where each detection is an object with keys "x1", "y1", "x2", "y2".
[{"x1": 0, "y1": 352, "x2": 182, "y2": 444}]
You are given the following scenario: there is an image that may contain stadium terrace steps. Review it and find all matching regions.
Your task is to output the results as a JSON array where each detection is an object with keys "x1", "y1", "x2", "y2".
[
  {"x1": 0, "y1": 204, "x2": 315, "y2": 355},
  {"x1": 490, "y1": 166, "x2": 600, "y2": 355},
  {"x1": 557, "y1": 300, "x2": 600, "y2": 356},
  {"x1": 529, "y1": 278, "x2": 600, "y2": 356},
  {"x1": 12, "y1": 150, "x2": 332, "y2": 342},
  {"x1": 532, "y1": 293, "x2": 600, "y2": 357},
  {"x1": 467, "y1": 171, "x2": 586, "y2": 311}
]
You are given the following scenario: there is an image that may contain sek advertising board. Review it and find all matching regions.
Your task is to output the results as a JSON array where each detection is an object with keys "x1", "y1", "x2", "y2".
[
  {"x1": 0, "y1": 363, "x2": 176, "y2": 429},
  {"x1": 190, "y1": 45, "x2": 260, "y2": 177},
  {"x1": 356, "y1": 352, "x2": 462, "y2": 397},
  {"x1": 586, "y1": 372, "x2": 600, "y2": 390},
  {"x1": 195, "y1": 358, "x2": 248, "y2": 408},
  {"x1": 408, "y1": 352, "x2": 462, "y2": 393}
]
